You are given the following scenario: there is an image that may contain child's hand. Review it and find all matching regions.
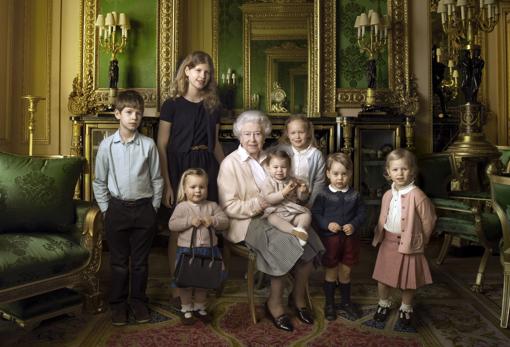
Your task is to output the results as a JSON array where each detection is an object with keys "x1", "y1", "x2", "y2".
[
  {"x1": 191, "y1": 217, "x2": 202, "y2": 227},
  {"x1": 328, "y1": 222, "x2": 342, "y2": 233},
  {"x1": 282, "y1": 181, "x2": 297, "y2": 197},
  {"x1": 202, "y1": 216, "x2": 213, "y2": 228},
  {"x1": 343, "y1": 224, "x2": 354, "y2": 235}
]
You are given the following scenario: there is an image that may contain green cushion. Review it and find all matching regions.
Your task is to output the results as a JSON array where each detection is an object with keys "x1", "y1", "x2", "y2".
[
  {"x1": 432, "y1": 198, "x2": 471, "y2": 210},
  {"x1": 436, "y1": 213, "x2": 501, "y2": 243},
  {"x1": 0, "y1": 152, "x2": 84, "y2": 232},
  {"x1": 0, "y1": 233, "x2": 89, "y2": 290}
]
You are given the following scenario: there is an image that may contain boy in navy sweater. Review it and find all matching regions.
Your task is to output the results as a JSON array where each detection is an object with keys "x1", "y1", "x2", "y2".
[{"x1": 311, "y1": 153, "x2": 365, "y2": 321}]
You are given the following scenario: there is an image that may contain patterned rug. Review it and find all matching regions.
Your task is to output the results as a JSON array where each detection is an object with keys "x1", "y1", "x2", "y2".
[{"x1": 2, "y1": 266, "x2": 510, "y2": 347}]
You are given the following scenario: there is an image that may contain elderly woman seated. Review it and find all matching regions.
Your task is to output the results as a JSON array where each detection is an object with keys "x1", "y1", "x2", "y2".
[{"x1": 217, "y1": 110, "x2": 324, "y2": 332}]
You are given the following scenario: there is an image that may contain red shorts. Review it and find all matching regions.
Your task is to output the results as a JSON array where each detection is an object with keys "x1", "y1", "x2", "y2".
[{"x1": 320, "y1": 234, "x2": 360, "y2": 268}]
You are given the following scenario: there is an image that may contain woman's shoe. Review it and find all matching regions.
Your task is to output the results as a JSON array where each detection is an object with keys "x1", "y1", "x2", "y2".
[
  {"x1": 265, "y1": 302, "x2": 294, "y2": 332},
  {"x1": 288, "y1": 295, "x2": 314, "y2": 324},
  {"x1": 324, "y1": 304, "x2": 337, "y2": 321}
]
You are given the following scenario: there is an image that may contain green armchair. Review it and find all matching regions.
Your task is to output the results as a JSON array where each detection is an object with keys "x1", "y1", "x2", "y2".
[
  {"x1": 0, "y1": 152, "x2": 103, "y2": 325},
  {"x1": 418, "y1": 153, "x2": 501, "y2": 292},
  {"x1": 490, "y1": 173, "x2": 510, "y2": 328}
]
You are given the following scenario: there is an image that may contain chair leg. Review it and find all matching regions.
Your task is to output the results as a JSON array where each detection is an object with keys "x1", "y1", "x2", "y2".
[
  {"x1": 216, "y1": 242, "x2": 232, "y2": 298},
  {"x1": 247, "y1": 254, "x2": 257, "y2": 324},
  {"x1": 436, "y1": 233, "x2": 452, "y2": 265},
  {"x1": 472, "y1": 246, "x2": 491, "y2": 293},
  {"x1": 501, "y1": 262, "x2": 510, "y2": 328}
]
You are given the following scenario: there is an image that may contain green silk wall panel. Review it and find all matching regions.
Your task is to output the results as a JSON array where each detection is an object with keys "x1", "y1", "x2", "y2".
[{"x1": 337, "y1": 0, "x2": 388, "y2": 89}]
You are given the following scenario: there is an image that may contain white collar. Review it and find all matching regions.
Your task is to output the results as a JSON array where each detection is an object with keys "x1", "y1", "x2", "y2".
[
  {"x1": 329, "y1": 184, "x2": 349, "y2": 193},
  {"x1": 391, "y1": 181, "x2": 416, "y2": 196},
  {"x1": 237, "y1": 145, "x2": 266, "y2": 164},
  {"x1": 291, "y1": 145, "x2": 312, "y2": 156}
]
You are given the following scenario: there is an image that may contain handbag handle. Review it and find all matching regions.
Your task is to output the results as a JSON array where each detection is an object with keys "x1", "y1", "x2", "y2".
[{"x1": 188, "y1": 225, "x2": 217, "y2": 263}]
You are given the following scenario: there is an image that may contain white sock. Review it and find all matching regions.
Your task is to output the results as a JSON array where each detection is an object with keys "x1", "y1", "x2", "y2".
[
  {"x1": 399, "y1": 303, "x2": 413, "y2": 313},
  {"x1": 378, "y1": 299, "x2": 391, "y2": 308}
]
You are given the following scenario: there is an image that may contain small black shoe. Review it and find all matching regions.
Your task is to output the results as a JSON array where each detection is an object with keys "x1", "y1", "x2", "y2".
[
  {"x1": 336, "y1": 302, "x2": 360, "y2": 319},
  {"x1": 181, "y1": 311, "x2": 197, "y2": 325},
  {"x1": 111, "y1": 304, "x2": 128, "y2": 326},
  {"x1": 265, "y1": 302, "x2": 294, "y2": 332},
  {"x1": 397, "y1": 309, "x2": 412, "y2": 326},
  {"x1": 324, "y1": 304, "x2": 337, "y2": 321},
  {"x1": 131, "y1": 302, "x2": 151, "y2": 324},
  {"x1": 193, "y1": 309, "x2": 213, "y2": 324},
  {"x1": 373, "y1": 305, "x2": 390, "y2": 322}
]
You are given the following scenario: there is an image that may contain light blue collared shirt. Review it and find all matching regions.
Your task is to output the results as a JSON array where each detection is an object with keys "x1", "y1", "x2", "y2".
[{"x1": 92, "y1": 130, "x2": 163, "y2": 212}]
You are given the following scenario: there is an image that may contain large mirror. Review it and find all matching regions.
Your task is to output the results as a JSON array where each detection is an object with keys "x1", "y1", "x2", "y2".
[{"x1": 213, "y1": 0, "x2": 322, "y2": 116}]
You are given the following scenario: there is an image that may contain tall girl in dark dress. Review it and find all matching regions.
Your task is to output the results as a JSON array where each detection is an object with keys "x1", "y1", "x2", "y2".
[{"x1": 157, "y1": 51, "x2": 225, "y2": 207}]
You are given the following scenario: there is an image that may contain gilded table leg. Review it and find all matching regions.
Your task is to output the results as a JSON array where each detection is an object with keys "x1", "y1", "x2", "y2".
[
  {"x1": 247, "y1": 253, "x2": 257, "y2": 324},
  {"x1": 471, "y1": 247, "x2": 490, "y2": 293},
  {"x1": 436, "y1": 233, "x2": 452, "y2": 265},
  {"x1": 501, "y1": 262, "x2": 510, "y2": 328}
]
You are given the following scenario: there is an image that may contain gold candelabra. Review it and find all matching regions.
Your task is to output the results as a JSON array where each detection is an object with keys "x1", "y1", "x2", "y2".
[
  {"x1": 434, "y1": 0, "x2": 501, "y2": 190},
  {"x1": 354, "y1": 10, "x2": 389, "y2": 108},
  {"x1": 95, "y1": 11, "x2": 130, "y2": 107},
  {"x1": 21, "y1": 95, "x2": 45, "y2": 156}
]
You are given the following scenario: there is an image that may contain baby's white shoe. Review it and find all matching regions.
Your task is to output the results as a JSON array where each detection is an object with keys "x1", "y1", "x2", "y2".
[{"x1": 293, "y1": 227, "x2": 308, "y2": 247}]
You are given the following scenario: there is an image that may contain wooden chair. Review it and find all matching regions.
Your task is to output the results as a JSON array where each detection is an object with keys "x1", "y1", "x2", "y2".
[
  {"x1": 489, "y1": 173, "x2": 510, "y2": 328},
  {"x1": 418, "y1": 153, "x2": 502, "y2": 292},
  {"x1": 222, "y1": 239, "x2": 313, "y2": 324}
]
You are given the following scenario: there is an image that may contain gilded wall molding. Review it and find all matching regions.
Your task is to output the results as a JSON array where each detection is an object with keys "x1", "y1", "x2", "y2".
[
  {"x1": 321, "y1": 0, "x2": 336, "y2": 115},
  {"x1": 334, "y1": 0, "x2": 410, "y2": 109}
]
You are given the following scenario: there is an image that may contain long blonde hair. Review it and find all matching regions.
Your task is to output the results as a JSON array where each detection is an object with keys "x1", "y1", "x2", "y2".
[
  {"x1": 169, "y1": 51, "x2": 220, "y2": 113},
  {"x1": 176, "y1": 168, "x2": 209, "y2": 203},
  {"x1": 278, "y1": 114, "x2": 317, "y2": 147}
]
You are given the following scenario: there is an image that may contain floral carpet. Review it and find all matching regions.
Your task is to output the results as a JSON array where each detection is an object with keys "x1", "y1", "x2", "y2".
[{"x1": 2, "y1": 265, "x2": 510, "y2": 347}]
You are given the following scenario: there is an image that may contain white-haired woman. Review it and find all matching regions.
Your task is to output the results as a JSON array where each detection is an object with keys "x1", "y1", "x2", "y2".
[{"x1": 217, "y1": 110, "x2": 324, "y2": 332}]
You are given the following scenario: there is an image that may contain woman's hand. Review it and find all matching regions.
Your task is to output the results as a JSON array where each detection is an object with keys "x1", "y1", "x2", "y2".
[
  {"x1": 162, "y1": 185, "x2": 174, "y2": 208},
  {"x1": 328, "y1": 222, "x2": 342, "y2": 233},
  {"x1": 258, "y1": 196, "x2": 270, "y2": 211}
]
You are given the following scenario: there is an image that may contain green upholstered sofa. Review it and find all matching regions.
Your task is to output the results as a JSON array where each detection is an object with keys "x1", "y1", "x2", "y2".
[{"x1": 0, "y1": 152, "x2": 103, "y2": 317}]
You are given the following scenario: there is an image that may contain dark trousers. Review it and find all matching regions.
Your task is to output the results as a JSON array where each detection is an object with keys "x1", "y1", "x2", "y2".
[{"x1": 104, "y1": 198, "x2": 156, "y2": 307}]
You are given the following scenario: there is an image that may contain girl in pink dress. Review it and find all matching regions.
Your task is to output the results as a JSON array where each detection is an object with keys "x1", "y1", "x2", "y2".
[{"x1": 372, "y1": 148, "x2": 436, "y2": 327}]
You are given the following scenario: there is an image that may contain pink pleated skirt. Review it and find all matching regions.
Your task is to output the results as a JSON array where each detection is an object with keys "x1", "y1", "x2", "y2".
[{"x1": 372, "y1": 231, "x2": 432, "y2": 289}]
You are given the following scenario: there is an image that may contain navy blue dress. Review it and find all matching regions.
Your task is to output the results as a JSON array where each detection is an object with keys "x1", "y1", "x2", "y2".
[{"x1": 160, "y1": 96, "x2": 220, "y2": 202}]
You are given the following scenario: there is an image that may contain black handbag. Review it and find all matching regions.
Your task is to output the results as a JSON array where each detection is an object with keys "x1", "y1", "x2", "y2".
[{"x1": 174, "y1": 226, "x2": 224, "y2": 289}]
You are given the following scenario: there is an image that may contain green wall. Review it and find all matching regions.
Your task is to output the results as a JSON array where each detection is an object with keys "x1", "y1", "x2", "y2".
[{"x1": 98, "y1": 0, "x2": 157, "y2": 88}]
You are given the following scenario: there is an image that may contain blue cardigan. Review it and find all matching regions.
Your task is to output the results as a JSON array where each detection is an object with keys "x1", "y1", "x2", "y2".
[{"x1": 311, "y1": 186, "x2": 366, "y2": 237}]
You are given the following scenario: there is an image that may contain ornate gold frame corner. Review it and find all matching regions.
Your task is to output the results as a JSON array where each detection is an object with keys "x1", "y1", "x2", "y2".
[{"x1": 79, "y1": 0, "x2": 180, "y2": 112}]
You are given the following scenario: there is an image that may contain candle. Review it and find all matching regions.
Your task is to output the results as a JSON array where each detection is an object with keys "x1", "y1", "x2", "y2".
[
  {"x1": 221, "y1": 73, "x2": 225, "y2": 84},
  {"x1": 231, "y1": 73, "x2": 236, "y2": 85}
]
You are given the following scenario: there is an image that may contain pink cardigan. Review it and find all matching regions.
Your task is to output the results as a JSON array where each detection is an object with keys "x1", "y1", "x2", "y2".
[
  {"x1": 372, "y1": 187, "x2": 437, "y2": 254},
  {"x1": 169, "y1": 200, "x2": 229, "y2": 247},
  {"x1": 217, "y1": 150, "x2": 265, "y2": 243}
]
